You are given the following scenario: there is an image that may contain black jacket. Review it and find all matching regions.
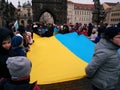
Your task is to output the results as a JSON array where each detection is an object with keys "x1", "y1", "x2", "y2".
[
  {"x1": 0, "y1": 27, "x2": 14, "y2": 78},
  {"x1": 0, "y1": 78, "x2": 40, "y2": 90},
  {"x1": 0, "y1": 48, "x2": 14, "y2": 78}
]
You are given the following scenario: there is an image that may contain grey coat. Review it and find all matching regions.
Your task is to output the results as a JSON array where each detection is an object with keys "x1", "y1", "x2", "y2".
[{"x1": 85, "y1": 38, "x2": 120, "y2": 90}]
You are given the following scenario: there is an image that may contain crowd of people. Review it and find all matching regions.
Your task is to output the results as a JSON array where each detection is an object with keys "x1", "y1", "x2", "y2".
[
  {"x1": 0, "y1": 20, "x2": 120, "y2": 90},
  {"x1": 0, "y1": 21, "x2": 40, "y2": 90},
  {"x1": 32, "y1": 22, "x2": 110, "y2": 43}
]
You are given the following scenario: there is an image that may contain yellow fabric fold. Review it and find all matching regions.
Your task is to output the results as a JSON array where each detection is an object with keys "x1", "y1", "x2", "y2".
[{"x1": 27, "y1": 34, "x2": 87, "y2": 84}]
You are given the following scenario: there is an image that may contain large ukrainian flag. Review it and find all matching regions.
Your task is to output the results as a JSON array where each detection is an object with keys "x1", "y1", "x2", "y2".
[{"x1": 27, "y1": 32, "x2": 95, "y2": 84}]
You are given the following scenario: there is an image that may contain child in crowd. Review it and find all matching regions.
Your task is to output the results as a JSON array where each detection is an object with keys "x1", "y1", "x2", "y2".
[
  {"x1": 17, "y1": 25, "x2": 30, "y2": 52},
  {"x1": 0, "y1": 27, "x2": 15, "y2": 89},
  {"x1": 0, "y1": 56, "x2": 40, "y2": 90},
  {"x1": 11, "y1": 35, "x2": 26, "y2": 56},
  {"x1": 26, "y1": 31, "x2": 34, "y2": 45},
  {"x1": 89, "y1": 28, "x2": 98, "y2": 43}
]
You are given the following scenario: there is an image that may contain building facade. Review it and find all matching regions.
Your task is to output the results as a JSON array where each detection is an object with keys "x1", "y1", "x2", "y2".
[
  {"x1": 17, "y1": 0, "x2": 33, "y2": 26},
  {"x1": 39, "y1": 12, "x2": 54, "y2": 24},
  {"x1": 17, "y1": 0, "x2": 120, "y2": 26},
  {"x1": 67, "y1": 1, "x2": 94, "y2": 25},
  {"x1": 17, "y1": 0, "x2": 93, "y2": 26},
  {"x1": 32, "y1": 0, "x2": 67, "y2": 25},
  {"x1": 67, "y1": 1, "x2": 74, "y2": 24},
  {"x1": 0, "y1": 0, "x2": 16, "y2": 26},
  {"x1": 103, "y1": 2, "x2": 120, "y2": 25}
]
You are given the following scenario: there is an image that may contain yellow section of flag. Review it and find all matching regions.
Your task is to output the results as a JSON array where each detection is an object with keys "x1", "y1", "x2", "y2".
[{"x1": 28, "y1": 34, "x2": 87, "y2": 85}]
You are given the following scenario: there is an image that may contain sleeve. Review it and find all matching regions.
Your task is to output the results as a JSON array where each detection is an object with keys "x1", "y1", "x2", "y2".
[{"x1": 85, "y1": 49, "x2": 108, "y2": 78}]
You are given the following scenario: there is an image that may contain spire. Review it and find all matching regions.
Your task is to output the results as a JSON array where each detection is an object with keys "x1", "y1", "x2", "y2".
[
  {"x1": 18, "y1": 0, "x2": 21, "y2": 7},
  {"x1": 27, "y1": 0, "x2": 31, "y2": 6}
]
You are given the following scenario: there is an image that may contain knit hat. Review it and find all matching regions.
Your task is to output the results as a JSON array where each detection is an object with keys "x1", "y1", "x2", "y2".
[
  {"x1": 12, "y1": 35, "x2": 23, "y2": 47},
  {"x1": 104, "y1": 27, "x2": 120, "y2": 39},
  {"x1": 6, "y1": 56, "x2": 32, "y2": 79}
]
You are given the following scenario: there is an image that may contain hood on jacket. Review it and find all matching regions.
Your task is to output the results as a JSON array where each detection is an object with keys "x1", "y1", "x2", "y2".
[{"x1": 0, "y1": 27, "x2": 13, "y2": 54}]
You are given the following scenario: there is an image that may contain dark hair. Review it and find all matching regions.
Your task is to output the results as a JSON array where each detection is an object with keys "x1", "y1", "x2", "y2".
[
  {"x1": 104, "y1": 27, "x2": 120, "y2": 39},
  {"x1": 0, "y1": 27, "x2": 13, "y2": 44},
  {"x1": 17, "y1": 25, "x2": 26, "y2": 34},
  {"x1": 0, "y1": 27, "x2": 13, "y2": 54}
]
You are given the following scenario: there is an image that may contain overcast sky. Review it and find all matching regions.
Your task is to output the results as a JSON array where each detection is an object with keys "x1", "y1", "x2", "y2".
[
  {"x1": 72, "y1": 0, "x2": 119, "y2": 4},
  {"x1": 8, "y1": 0, "x2": 120, "y2": 7}
]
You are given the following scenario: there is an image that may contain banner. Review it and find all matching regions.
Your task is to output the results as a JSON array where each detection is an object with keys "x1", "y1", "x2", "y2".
[{"x1": 14, "y1": 20, "x2": 19, "y2": 32}]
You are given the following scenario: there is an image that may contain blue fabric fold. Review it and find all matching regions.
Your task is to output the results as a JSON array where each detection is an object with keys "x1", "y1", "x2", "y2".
[{"x1": 55, "y1": 32, "x2": 95, "y2": 63}]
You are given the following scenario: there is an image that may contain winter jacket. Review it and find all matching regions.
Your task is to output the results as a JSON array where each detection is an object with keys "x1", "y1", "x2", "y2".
[
  {"x1": 85, "y1": 38, "x2": 120, "y2": 90},
  {"x1": 12, "y1": 47, "x2": 26, "y2": 56},
  {"x1": 0, "y1": 78, "x2": 40, "y2": 90},
  {"x1": 0, "y1": 27, "x2": 14, "y2": 78},
  {"x1": 0, "y1": 48, "x2": 14, "y2": 78}
]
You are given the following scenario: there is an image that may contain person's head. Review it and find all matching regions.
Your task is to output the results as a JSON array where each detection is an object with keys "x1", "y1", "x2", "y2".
[
  {"x1": 17, "y1": 25, "x2": 26, "y2": 35},
  {"x1": 12, "y1": 35, "x2": 23, "y2": 47},
  {"x1": 104, "y1": 27, "x2": 120, "y2": 46},
  {"x1": 0, "y1": 27, "x2": 13, "y2": 51},
  {"x1": 92, "y1": 28, "x2": 97, "y2": 34},
  {"x1": 6, "y1": 56, "x2": 32, "y2": 80}
]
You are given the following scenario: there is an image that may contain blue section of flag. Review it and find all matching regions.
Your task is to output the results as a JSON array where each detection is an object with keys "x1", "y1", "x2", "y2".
[
  {"x1": 54, "y1": 27, "x2": 59, "y2": 33},
  {"x1": 14, "y1": 20, "x2": 19, "y2": 31},
  {"x1": 42, "y1": 29, "x2": 46, "y2": 33},
  {"x1": 55, "y1": 32, "x2": 95, "y2": 63}
]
